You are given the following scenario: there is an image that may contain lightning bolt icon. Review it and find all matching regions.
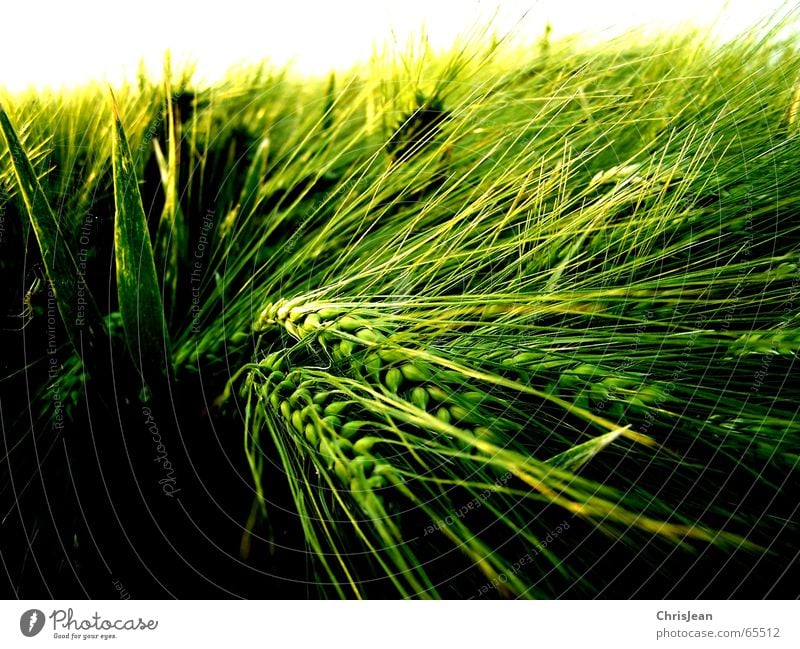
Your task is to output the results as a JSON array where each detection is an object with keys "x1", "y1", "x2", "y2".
[{"x1": 28, "y1": 611, "x2": 38, "y2": 632}]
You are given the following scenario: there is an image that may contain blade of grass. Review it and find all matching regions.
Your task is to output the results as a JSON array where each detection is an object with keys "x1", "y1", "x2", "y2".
[
  {"x1": 545, "y1": 429, "x2": 625, "y2": 472},
  {"x1": 154, "y1": 67, "x2": 188, "y2": 323},
  {"x1": 111, "y1": 93, "x2": 172, "y2": 385}
]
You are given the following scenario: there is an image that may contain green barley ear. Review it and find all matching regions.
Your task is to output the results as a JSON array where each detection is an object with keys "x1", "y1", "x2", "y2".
[
  {"x1": 111, "y1": 92, "x2": 172, "y2": 387},
  {"x1": 0, "y1": 103, "x2": 108, "y2": 360},
  {"x1": 385, "y1": 90, "x2": 449, "y2": 162}
]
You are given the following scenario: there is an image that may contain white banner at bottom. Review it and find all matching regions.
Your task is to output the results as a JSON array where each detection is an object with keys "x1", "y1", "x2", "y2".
[{"x1": 0, "y1": 600, "x2": 796, "y2": 648}]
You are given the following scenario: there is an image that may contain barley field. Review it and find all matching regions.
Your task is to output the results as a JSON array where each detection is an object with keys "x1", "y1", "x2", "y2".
[{"x1": 1, "y1": 16, "x2": 798, "y2": 599}]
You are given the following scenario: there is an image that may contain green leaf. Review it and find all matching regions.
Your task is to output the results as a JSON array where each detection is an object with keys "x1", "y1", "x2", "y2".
[
  {"x1": 545, "y1": 429, "x2": 623, "y2": 472},
  {"x1": 0, "y1": 104, "x2": 106, "y2": 355},
  {"x1": 111, "y1": 95, "x2": 171, "y2": 383}
]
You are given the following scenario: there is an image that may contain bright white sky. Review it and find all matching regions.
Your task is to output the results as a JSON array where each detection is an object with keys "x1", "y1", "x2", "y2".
[{"x1": 0, "y1": 0, "x2": 795, "y2": 91}]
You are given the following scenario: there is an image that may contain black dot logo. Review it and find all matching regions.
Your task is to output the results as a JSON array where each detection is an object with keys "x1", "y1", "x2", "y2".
[{"x1": 19, "y1": 609, "x2": 45, "y2": 637}]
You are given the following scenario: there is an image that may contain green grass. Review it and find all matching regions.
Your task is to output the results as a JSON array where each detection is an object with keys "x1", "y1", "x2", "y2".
[{"x1": 1, "y1": 14, "x2": 799, "y2": 598}]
